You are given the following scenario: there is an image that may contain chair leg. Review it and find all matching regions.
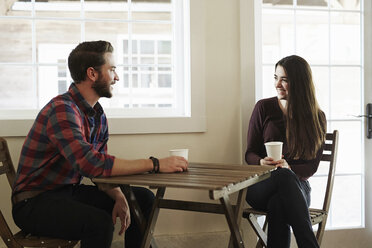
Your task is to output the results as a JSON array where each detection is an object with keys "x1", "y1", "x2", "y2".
[
  {"x1": 316, "y1": 221, "x2": 326, "y2": 246},
  {"x1": 247, "y1": 213, "x2": 268, "y2": 248}
]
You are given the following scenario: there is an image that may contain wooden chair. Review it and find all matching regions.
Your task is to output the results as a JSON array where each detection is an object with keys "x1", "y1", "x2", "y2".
[
  {"x1": 0, "y1": 137, "x2": 79, "y2": 248},
  {"x1": 243, "y1": 130, "x2": 339, "y2": 247}
]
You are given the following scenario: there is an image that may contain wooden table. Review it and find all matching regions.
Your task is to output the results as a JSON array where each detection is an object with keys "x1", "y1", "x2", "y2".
[{"x1": 93, "y1": 163, "x2": 274, "y2": 248}]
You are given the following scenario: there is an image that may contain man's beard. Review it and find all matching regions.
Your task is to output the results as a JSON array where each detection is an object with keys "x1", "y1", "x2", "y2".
[{"x1": 92, "y1": 75, "x2": 112, "y2": 98}]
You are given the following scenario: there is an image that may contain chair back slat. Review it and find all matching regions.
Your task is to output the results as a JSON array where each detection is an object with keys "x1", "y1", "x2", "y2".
[
  {"x1": 320, "y1": 130, "x2": 339, "y2": 212},
  {"x1": 323, "y1": 143, "x2": 333, "y2": 151},
  {"x1": 0, "y1": 138, "x2": 17, "y2": 189},
  {"x1": 320, "y1": 154, "x2": 331, "y2": 162}
]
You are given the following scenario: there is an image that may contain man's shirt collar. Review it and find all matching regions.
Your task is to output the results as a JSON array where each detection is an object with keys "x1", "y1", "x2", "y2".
[{"x1": 68, "y1": 83, "x2": 104, "y2": 117}]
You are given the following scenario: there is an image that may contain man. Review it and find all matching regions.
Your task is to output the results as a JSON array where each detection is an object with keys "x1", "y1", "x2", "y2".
[{"x1": 12, "y1": 40, "x2": 188, "y2": 248}]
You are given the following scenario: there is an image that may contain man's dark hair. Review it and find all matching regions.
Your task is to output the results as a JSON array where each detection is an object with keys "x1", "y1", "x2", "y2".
[{"x1": 68, "y1": 40, "x2": 114, "y2": 83}]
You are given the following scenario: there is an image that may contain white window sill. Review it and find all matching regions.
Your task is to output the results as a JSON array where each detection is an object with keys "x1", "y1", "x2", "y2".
[{"x1": 0, "y1": 115, "x2": 206, "y2": 137}]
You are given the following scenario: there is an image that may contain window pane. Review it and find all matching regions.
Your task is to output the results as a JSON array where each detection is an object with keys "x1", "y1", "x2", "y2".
[
  {"x1": 35, "y1": 0, "x2": 80, "y2": 18},
  {"x1": 312, "y1": 66, "x2": 330, "y2": 116},
  {"x1": 36, "y1": 20, "x2": 81, "y2": 44},
  {"x1": 140, "y1": 40, "x2": 155, "y2": 54},
  {"x1": 158, "y1": 40, "x2": 171, "y2": 54},
  {"x1": 123, "y1": 73, "x2": 129, "y2": 88},
  {"x1": 262, "y1": 0, "x2": 293, "y2": 7},
  {"x1": 330, "y1": 0, "x2": 360, "y2": 10},
  {"x1": 4, "y1": 0, "x2": 31, "y2": 16},
  {"x1": 85, "y1": 22, "x2": 128, "y2": 45},
  {"x1": 296, "y1": 10, "x2": 329, "y2": 64},
  {"x1": 159, "y1": 57, "x2": 171, "y2": 64},
  {"x1": 133, "y1": 23, "x2": 172, "y2": 36},
  {"x1": 330, "y1": 175, "x2": 362, "y2": 227},
  {"x1": 158, "y1": 66, "x2": 171, "y2": 71},
  {"x1": 297, "y1": 0, "x2": 328, "y2": 7},
  {"x1": 331, "y1": 121, "x2": 362, "y2": 174},
  {"x1": 158, "y1": 74, "x2": 172, "y2": 88},
  {"x1": 0, "y1": 19, "x2": 32, "y2": 63},
  {"x1": 330, "y1": 67, "x2": 361, "y2": 119},
  {"x1": 331, "y1": 12, "x2": 360, "y2": 65},
  {"x1": 39, "y1": 65, "x2": 67, "y2": 107},
  {"x1": 140, "y1": 57, "x2": 155, "y2": 68},
  {"x1": 0, "y1": 66, "x2": 34, "y2": 109},
  {"x1": 85, "y1": 0, "x2": 128, "y2": 20},
  {"x1": 141, "y1": 73, "x2": 154, "y2": 88},
  {"x1": 309, "y1": 175, "x2": 327, "y2": 209},
  {"x1": 132, "y1": 74, "x2": 138, "y2": 88},
  {"x1": 132, "y1": 0, "x2": 171, "y2": 20},
  {"x1": 262, "y1": 65, "x2": 276, "y2": 99},
  {"x1": 262, "y1": 9, "x2": 295, "y2": 64}
]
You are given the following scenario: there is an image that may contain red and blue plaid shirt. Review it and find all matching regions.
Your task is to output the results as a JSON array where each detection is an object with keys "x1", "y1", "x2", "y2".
[{"x1": 13, "y1": 83, "x2": 115, "y2": 194}]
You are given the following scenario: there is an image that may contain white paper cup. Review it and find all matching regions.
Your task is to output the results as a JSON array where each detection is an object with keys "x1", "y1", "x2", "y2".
[
  {"x1": 264, "y1": 142, "x2": 283, "y2": 161},
  {"x1": 169, "y1": 149, "x2": 189, "y2": 160}
]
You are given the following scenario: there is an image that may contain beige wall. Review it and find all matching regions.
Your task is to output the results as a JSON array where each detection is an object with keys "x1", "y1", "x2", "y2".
[
  {"x1": 0, "y1": 0, "x2": 244, "y2": 245},
  {"x1": 1, "y1": 0, "x2": 372, "y2": 247}
]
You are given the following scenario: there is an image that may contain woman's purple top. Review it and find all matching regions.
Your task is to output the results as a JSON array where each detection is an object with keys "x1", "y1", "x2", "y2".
[{"x1": 245, "y1": 97, "x2": 326, "y2": 180}]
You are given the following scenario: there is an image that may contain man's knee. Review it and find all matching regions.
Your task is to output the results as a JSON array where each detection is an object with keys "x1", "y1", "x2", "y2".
[{"x1": 85, "y1": 211, "x2": 114, "y2": 238}]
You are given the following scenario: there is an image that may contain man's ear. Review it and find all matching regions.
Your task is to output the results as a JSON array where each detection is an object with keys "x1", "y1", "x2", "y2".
[{"x1": 86, "y1": 67, "x2": 98, "y2": 81}]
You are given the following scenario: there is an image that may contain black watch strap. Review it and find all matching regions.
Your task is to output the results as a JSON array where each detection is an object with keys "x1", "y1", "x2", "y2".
[{"x1": 149, "y1": 156, "x2": 160, "y2": 173}]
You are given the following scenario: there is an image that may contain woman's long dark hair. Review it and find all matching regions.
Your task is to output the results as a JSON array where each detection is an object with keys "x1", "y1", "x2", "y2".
[{"x1": 276, "y1": 55, "x2": 326, "y2": 160}]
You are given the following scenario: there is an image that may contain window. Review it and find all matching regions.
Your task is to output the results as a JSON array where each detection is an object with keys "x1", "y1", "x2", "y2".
[
  {"x1": 260, "y1": 0, "x2": 363, "y2": 229},
  {"x1": 0, "y1": 0, "x2": 204, "y2": 135}
]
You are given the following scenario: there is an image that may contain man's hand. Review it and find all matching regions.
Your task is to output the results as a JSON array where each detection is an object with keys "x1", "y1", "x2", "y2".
[
  {"x1": 112, "y1": 196, "x2": 131, "y2": 235},
  {"x1": 103, "y1": 187, "x2": 131, "y2": 235},
  {"x1": 158, "y1": 156, "x2": 188, "y2": 173}
]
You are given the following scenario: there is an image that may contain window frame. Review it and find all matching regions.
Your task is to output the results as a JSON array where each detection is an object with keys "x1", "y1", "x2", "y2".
[
  {"x1": 253, "y1": 0, "x2": 365, "y2": 230},
  {"x1": 0, "y1": 0, "x2": 206, "y2": 136}
]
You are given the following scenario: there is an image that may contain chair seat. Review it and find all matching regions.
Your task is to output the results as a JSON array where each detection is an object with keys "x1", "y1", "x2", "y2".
[
  {"x1": 309, "y1": 208, "x2": 327, "y2": 225},
  {"x1": 242, "y1": 207, "x2": 267, "y2": 218},
  {"x1": 243, "y1": 207, "x2": 327, "y2": 225},
  {"x1": 14, "y1": 230, "x2": 79, "y2": 247}
]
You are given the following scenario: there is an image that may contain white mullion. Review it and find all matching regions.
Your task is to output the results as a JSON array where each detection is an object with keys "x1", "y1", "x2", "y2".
[
  {"x1": 293, "y1": 0, "x2": 297, "y2": 54},
  {"x1": 360, "y1": 0, "x2": 365, "y2": 229},
  {"x1": 172, "y1": 0, "x2": 177, "y2": 109},
  {"x1": 80, "y1": 0, "x2": 85, "y2": 42},
  {"x1": 155, "y1": 38, "x2": 158, "y2": 88},
  {"x1": 31, "y1": 0, "x2": 38, "y2": 109},
  {"x1": 128, "y1": 0, "x2": 133, "y2": 107},
  {"x1": 328, "y1": 1, "x2": 332, "y2": 125}
]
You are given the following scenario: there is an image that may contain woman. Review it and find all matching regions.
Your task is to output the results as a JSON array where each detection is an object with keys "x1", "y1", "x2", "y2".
[{"x1": 245, "y1": 55, "x2": 326, "y2": 248}]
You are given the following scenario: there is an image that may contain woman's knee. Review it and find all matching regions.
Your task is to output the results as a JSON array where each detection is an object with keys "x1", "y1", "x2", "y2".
[{"x1": 275, "y1": 168, "x2": 297, "y2": 181}]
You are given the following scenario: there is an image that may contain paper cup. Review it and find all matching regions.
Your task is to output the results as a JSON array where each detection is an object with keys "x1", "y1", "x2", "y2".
[
  {"x1": 169, "y1": 149, "x2": 189, "y2": 160},
  {"x1": 264, "y1": 142, "x2": 283, "y2": 161}
]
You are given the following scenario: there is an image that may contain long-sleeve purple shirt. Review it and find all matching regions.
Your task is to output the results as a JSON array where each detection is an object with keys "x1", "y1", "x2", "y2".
[
  {"x1": 245, "y1": 97, "x2": 326, "y2": 180},
  {"x1": 13, "y1": 83, "x2": 115, "y2": 194}
]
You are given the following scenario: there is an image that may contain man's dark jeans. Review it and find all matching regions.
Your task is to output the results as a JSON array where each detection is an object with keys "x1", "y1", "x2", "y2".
[{"x1": 13, "y1": 184, "x2": 154, "y2": 248}]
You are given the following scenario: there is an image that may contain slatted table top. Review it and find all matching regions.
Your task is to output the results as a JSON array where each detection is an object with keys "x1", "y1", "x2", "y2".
[{"x1": 93, "y1": 163, "x2": 274, "y2": 200}]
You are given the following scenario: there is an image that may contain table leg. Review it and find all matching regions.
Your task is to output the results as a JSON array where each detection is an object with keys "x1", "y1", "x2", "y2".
[
  {"x1": 227, "y1": 188, "x2": 247, "y2": 248},
  {"x1": 121, "y1": 185, "x2": 147, "y2": 234},
  {"x1": 121, "y1": 185, "x2": 159, "y2": 248},
  {"x1": 141, "y1": 187, "x2": 166, "y2": 248},
  {"x1": 220, "y1": 191, "x2": 246, "y2": 248}
]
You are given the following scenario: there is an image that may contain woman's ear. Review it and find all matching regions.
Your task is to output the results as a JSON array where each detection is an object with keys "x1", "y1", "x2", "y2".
[{"x1": 86, "y1": 67, "x2": 98, "y2": 81}]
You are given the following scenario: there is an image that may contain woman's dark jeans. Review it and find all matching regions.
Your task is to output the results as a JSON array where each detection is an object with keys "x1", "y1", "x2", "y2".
[{"x1": 246, "y1": 168, "x2": 319, "y2": 248}]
